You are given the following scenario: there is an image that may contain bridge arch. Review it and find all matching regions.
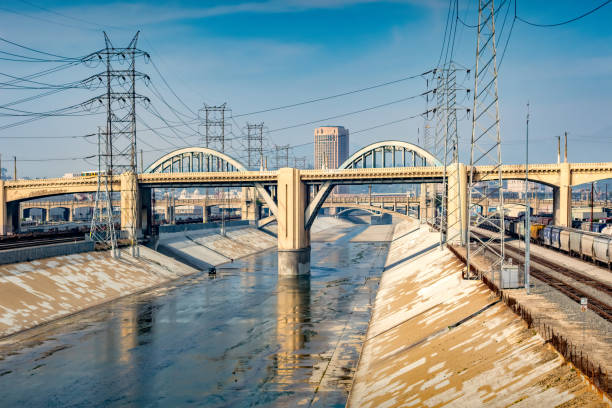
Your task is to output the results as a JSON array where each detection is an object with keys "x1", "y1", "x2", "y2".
[
  {"x1": 143, "y1": 147, "x2": 278, "y2": 216},
  {"x1": 341, "y1": 140, "x2": 441, "y2": 169},
  {"x1": 304, "y1": 141, "x2": 440, "y2": 229},
  {"x1": 144, "y1": 147, "x2": 248, "y2": 174},
  {"x1": 335, "y1": 207, "x2": 379, "y2": 217}
]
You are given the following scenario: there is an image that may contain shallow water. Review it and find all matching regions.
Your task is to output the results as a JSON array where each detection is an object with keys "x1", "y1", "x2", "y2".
[{"x1": 0, "y1": 228, "x2": 389, "y2": 407}]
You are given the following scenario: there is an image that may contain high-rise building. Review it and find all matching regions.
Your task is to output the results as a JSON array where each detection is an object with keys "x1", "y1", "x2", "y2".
[{"x1": 314, "y1": 126, "x2": 349, "y2": 169}]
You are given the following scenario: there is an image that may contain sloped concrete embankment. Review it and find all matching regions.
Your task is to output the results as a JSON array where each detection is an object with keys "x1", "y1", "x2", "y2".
[
  {"x1": 0, "y1": 246, "x2": 197, "y2": 339},
  {"x1": 156, "y1": 225, "x2": 278, "y2": 269},
  {"x1": 348, "y1": 221, "x2": 608, "y2": 407}
]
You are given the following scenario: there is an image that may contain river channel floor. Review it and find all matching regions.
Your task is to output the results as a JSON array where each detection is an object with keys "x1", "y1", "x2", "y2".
[{"x1": 0, "y1": 224, "x2": 389, "y2": 407}]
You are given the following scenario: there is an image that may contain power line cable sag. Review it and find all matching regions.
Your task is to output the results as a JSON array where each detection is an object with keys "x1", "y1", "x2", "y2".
[
  {"x1": 516, "y1": 0, "x2": 611, "y2": 27},
  {"x1": 232, "y1": 70, "x2": 433, "y2": 118},
  {"x1": 265, "y1": 90, "x2": 432, "y2": 134}
]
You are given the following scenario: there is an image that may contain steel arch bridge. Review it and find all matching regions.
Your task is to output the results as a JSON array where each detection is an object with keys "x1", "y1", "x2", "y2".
[
  {"x1": 143, "y1": 147, "x2": 279, "y2": 216},
  {"x1": 141, "y1": 141, "x2": 435, "y2": 229},
  {"x1": 304, "y1": 141, "x2": 440, "y2": 229}
]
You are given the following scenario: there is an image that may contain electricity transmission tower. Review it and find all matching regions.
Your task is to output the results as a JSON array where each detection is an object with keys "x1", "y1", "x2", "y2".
[
  {"x1": 420, "y1": 74, "x2": 436, "y2": 225},
  {"x1": 246, "y1": 122, "x2": 264, "y2": 170},
  {"x1": 293, "y1": 157, "x2": 307, "y2": 169},
  {"x1": 434, "y1": 64, "x2": 464, "y2": 247},
  {"x1": 443, "y1": 65, "x2": 464, "y2": 245},
  {"x1": 200, "y1": 104, "x2": 228, "y2": 153},
  {"x1": 467, "y1": 0, "x2": 505, "y2": 278},
  {"x1": 90, "y1": 128, "x2": 117, "y2": 257},
  {"x1": 274, "y1": 145, "x2": 290, "y2": 169},
  {"x1": 87, "y1": 31, "x2": 149, "y2": 257}
]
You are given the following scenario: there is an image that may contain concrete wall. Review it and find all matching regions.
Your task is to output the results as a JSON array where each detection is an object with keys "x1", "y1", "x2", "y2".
[
  {"x1": 0, "y1": 240, "x2": 94, "y2": 265},
  {"x1": 158, "y1": 219, "x2": 250, "y2": 234}
]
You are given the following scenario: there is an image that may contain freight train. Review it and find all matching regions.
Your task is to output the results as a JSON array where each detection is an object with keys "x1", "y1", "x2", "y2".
[{"x1": 499, "y1": 216, "x2": 612, "y2": 269}]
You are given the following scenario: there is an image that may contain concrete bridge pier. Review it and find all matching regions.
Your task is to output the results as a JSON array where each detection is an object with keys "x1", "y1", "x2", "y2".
[
  {"x1": 240, "y1": 187, "x2": 260, "y2": 222},
  {"x1": 419, "y1": 184, "x2": 427, "y2": 223},
  {"x1": 202, "y1": 206, "x2": 210, "y2": 223},
  {"x1": 139, "y1": 187, "x2": 152, "y2": 237},
  {"x1": 0, "y1": 181, "x2": 19, "y2": 235},
  {"x1": 553, "y1": 162, "x2": 572, "y2": 227},
  {"x1": 446, "y1": 163, "x2": 468, "y2": 244},
  {"x1": 277, "y1": 168, "x2": 310, "y2": 276},
  {"x1": 120, "y1": 172, "x2": 139, "y2": 254}
]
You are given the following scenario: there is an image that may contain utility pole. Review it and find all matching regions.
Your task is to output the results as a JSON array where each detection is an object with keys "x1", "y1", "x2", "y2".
[
  {"x1": 590, "y1": 182, "x2": 594, "y2": 222},
  {"x1": 525, "y1": 102, "x2": 530, "y2": 295},
  {"x1": 564, "y1": 131, "x2": 568, "y2": 163},
  {"x1": 140, "y1": 149, "x2": 144, "y2": 173},
  {"x1": 13, "y1": 156, "x2": 16, "y2": 181}
]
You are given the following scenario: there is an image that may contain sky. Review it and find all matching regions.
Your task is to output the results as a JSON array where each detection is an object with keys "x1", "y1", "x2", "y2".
[{"x1": 0, "y1": 0, "x2": 611, "y2": 179}]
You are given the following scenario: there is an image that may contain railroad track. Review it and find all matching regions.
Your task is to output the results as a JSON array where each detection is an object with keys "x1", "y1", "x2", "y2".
[
  {"x1": 0, "y1": 236, "x2": 85, "y2": 251},
  {"x1": 503, "y1": 245, "x2": 612, "y2": 298},
  {"x1": 471, "y1": 229, "x2": 612, "y2": 323}
]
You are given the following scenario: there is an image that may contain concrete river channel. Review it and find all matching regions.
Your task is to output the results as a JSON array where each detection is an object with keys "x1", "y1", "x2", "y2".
[{"x1": 0, "y1": 224, "x2": 389, "y2": 407}]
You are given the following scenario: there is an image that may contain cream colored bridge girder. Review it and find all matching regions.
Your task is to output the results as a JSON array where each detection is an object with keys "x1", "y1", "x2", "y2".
[
  {"x1": 143, "y1": 147, "x2": 278, "y2": 217},
  {"x1": 2, "y1": 141, "x2": 612, "y2": 237},
  {"x1": 304, "y1": 141, "x2": 442, "y2": 229}
]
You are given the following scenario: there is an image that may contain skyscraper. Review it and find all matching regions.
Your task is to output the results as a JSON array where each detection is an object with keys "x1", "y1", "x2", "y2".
[{"x1": 314, "y1": 126, "x2": 349, "y2": 170}]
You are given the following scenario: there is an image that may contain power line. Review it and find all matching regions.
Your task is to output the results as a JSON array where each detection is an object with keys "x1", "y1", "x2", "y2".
[
  {"x1": 13, "y1": 154, "x2": 96, "y2": 162},
  {"x1": 517, "y1": 0, "x2": 612, "y2": 27},
  {"x1": 265, "y1": 90, "x2": 432, "y2": 134},
  {"x1": 232, "y1": 70, "x2": 433, "y2": 118},
  {"x1": 0, "y1": 132, "x2": 95, "y2": 140},
  {"x1": 0, "y1": 34, "x2": 80, "y2": 60},
  {"x1": 0, "y1": 6, "x2": 99, "y2": 32}
]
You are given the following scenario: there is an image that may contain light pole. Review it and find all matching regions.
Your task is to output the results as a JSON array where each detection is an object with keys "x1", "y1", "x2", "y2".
[{"x1": 524, "y1": 103, "x2": 530, "y2": 294}]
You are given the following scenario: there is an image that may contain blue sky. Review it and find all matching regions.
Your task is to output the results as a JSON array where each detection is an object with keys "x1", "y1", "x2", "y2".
[{"x1": 1, "y1": 0, "x2": 611, "y2": 178}]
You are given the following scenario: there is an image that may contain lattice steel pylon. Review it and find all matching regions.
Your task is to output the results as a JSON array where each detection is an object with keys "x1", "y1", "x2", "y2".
[
  {"x1": 90, "y1": 128, "x2": 118, "y2": 257},
  {"x1": 274, "y1": 145, "x2": 290, "y2": 169},
  {"x1": 421, "y1": 73, "x2": 436, "y2": 226},
  {"x1": 467, "y1": 0, "x2": 505, "y2": 278},
  {"x1": 87, "y1": 31, "x2": 149, "y2": 257},
  {"x1": 293, "y1": 157, "x2": 307, "y2": 169},
  {"x1": 433, "y1": 68, "x2": 447, "y2": 233},
  {"x1": 201, "y1": 104, "x2": 227, "y2": 152},
  {"x1": 443, "y1": 65, "x2": 463, "y2": 245},
  {"x1": 246, "y1": 122, "x2": 264, "y2": 170}
]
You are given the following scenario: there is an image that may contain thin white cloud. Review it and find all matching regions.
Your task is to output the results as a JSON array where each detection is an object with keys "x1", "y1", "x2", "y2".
[{"x1": 33, "y1": 0, "x2": 444, "y2": 28}]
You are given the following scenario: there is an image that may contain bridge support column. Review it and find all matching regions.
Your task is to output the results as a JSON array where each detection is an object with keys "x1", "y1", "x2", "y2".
[
  {"x1": 277, "y1": 168, "x2": 310, "y2": 276},
  {"x1": 553, "y1": 162, "x2": 571, "y2": 226},
  {"x1": 240, "y1": 187, "x2": 260, "y2": 222},
  {"x1": 43, "y1": 208, "x2": 49, "y2": 222},
  {"x1": 447, "y1": 163, "x2": 468, "y2": 244},
  {"x1": 0, "y1": 181, "x2": 16, "y2": 235},
  {"x1": 203, "y1": 206, "x2": 210, "y2": 223},
  {"x1": 139, "y1": 187, "x2": 152, "y2": 237},
  {"x1": 419, "y1": 184, "x2": 427, "y2": 223},
  {"x1": 120, "y1": 172, "x2": 140, "y2": 251}
]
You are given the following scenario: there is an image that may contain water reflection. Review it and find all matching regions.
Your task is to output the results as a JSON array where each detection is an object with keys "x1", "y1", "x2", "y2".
[
  {"x1": 275, "y1": 276, "x2": 311, "y2": 382},
  {"x1": 0, "y1": 238, "x2": 389, "y2": 408}
]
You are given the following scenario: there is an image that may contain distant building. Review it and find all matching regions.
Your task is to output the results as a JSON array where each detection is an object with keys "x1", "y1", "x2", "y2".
[{"x1": 314, "y1": 126, "x2": 349, "y2": 170}]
